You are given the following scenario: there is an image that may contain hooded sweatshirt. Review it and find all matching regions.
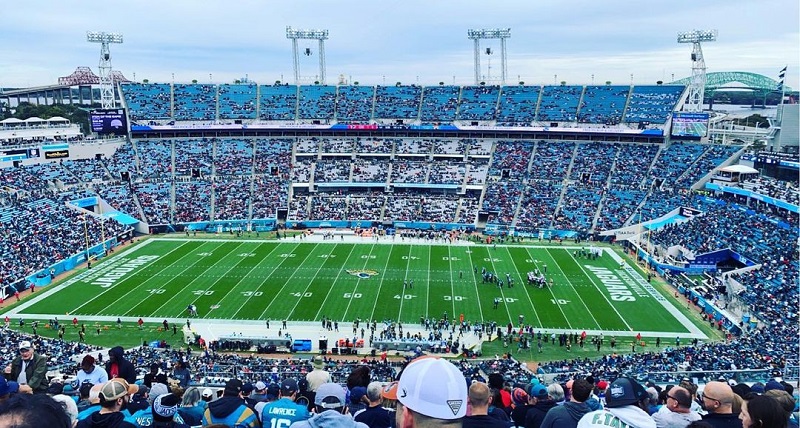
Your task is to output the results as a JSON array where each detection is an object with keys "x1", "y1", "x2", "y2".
[
  {"x1": 104, "y1": 347, "x2": 137, "y2": 384},
  {"x1": 76, "y1": 411, "x2": 137, "y2": 428},
  {"x1": 203, "y1": 395, "x2": 259, "y2": 428},
  {"x1": 524, "y1": 399, "x2": 558, "y2": 428},
  {"x1": 577, "y1": 406, "x2": 657, "y2": 428},
  {"x1": 290, "y1": 409, "x2": 370, "y2": 428},
  {"x1": 539, "y1": 401, "x2": 592, "y2": 428}
]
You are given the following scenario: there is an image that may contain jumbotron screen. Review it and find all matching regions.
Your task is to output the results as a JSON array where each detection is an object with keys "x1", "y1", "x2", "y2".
[
  {"x1": 90, "y1": 108, "x2": 128, "y2": 136},
  {"x1": 671, "y1": 112, "x2": 709, "y2": 139}
]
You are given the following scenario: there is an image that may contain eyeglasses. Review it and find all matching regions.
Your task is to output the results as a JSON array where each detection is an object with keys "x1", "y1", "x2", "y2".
[
  {"x1": 700, "y1": 392, "x2": 720, "y2": 403},
  {"x1": 666, "y1": 394, "x2": 677, "y2": 401}
]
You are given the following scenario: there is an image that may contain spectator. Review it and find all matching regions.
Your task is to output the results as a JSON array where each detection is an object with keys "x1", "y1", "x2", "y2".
[
  {"x1": 354, "y1": 381, "x2": 392, "y2": 428},
  {"x1": 0, "y1": 393, "x2": 72, "y2": 428},
  {"x1": 144, "y1": 363, "x2": 168, "y2": 388},
  {"x1": 52, "y1": 393, "x2": 80, "y2": 427},
  {"x1": 651, "y1": 385, "x2": 701, "y2": 428},
  {"x1": 77, "y1": 378, "x2": 138, "y2": 428},
  {"x1": 105, "y1": 347, "x2": 136, "y2": 384},
  {"x1": 77, "y1": 355, "x2": 108, "y2": 387},
  {"x1": 4, "y1": 340, "x2": 48, "y2": 394},
  {"x1": 740, "y1": 394, "x2": 786, "y2": 428},
  {"x1": 525, "y1": 383, "x2": 557, "y2": 428},
  {"x1": 289, "y1": 382, "x2": 368, "y2": 428},
  {"x1": 577, "y1": 377, "x2": 655, "y2": 428},
  {"x1": 0, "y1": 376, "x2": 19, "y2": 403},
  {"x1": 152, "y1": 393, "x2": 191, "y2": 428},
  {"x1": 392, "y1": 358, "x2": 467, "y2": 428},
  {"x1": 510, "y1": 387, "x2": 532, "y2": 427},
  {"x1": 763, "y1": 390, "x2": 797, "y2": 428},
  {"x1": 349, "y1": 386, "x2": 369, "y2": 416},
  {"x1": 700, "y1": 381, "x2": 742, "y2": 428},
  {"x1": 170, "y1": 361, "x2": 191, "y2": 389},
  {"x1": 177, "y1": 387, "x2": 205, "y2": 427},
  {"x1": 540, "y1": 378, "x2": 592, "y2": 428},
  {"x1": 463, "y1": 381, "x2": 508, "y2": 428},
  {"x1": 306, "y1": 356, "x2": 331, "y2": 393},
  {"x1": 259, "y1": 378, "x2": 310, "y2": 428},
  {"x1": 77, "y1": 383, "x2": 103, "y2": 419},
  {"x1": 202, "y1": 379, "x2": 259, "y2": 428}
]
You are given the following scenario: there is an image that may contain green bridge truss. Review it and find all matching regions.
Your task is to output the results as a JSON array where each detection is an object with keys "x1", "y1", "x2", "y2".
[{"x1": 671, "y1": 71, "x2": 791, "y2": 93}]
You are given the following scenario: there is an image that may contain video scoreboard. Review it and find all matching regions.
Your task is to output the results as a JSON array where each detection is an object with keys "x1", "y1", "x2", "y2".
[
  {"x1": 90, "y1": 109, "x2": 128, "y2": 136},
  {"x1": 671, "y1": 112, "x2": 709, "y2": 139}
]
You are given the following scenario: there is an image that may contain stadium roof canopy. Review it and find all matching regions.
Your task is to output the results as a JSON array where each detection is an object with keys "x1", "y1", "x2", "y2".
[{"x1": 720, "y1": 165, "x2": 758, "y2": 174}]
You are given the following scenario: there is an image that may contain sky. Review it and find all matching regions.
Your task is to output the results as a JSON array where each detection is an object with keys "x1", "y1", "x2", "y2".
[{"x1": 1, "y1": 0, "x2": 798, "y2": 90}]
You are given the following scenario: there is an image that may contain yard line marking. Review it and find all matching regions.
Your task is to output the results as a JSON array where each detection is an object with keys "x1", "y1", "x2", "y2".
[
  {"x1": 484, "y1": 246, "x2": 514, "y2": 324},
  {"x1": 282, "y1": 243, "x2": 339, "y2": 321},
  {"x1": 368, "y1": 244, "x2": 400, "y2": 323},
  {"x1": 149, "y1": 241, "x2": 255, "y2": 317},
  {"x1": 564, "y1": 249, "x2": 633, "y2": 331},
  {"x1": 464, "y1": 246, "x2": 488, "y2": 322},
  {"x1": 225, "y1": 242, "x2": 292, "y2": 320},
  {"x1": 397, "y1": 245, "x2": 414, "y2": 321},
  {"x1": 342, "y1": 244, "x2": 377, "y2": 320},
  {"x1": 503, "y1": 247, "x2": 542, "y2": 328},
  {"x1": 312, "y1": 244, "x2": 359, "y2": 321},
  {"x1": 254, "y1": 242, "x2": 320, "y2": 319},
  {"x1": 79, "y1": 240, "x2": 203, "y2": 316},
  {"x1": 537, "y1": 248, "x2": 602, "y2": 330}
]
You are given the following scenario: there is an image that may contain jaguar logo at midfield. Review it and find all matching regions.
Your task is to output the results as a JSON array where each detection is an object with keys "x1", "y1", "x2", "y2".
[{"x1": 346, "y1": 269, "x2": 379, "y2": 279}]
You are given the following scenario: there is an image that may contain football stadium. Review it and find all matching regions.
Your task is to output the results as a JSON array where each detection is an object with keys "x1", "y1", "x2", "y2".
[{"x1": 0, "y1": 4, "x2": 798, "y2": 426}]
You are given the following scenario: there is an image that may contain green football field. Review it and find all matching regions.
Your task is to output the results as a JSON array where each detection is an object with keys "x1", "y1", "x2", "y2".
[{"x1": 17, "y1": 238, "x2": 700, "y2": 336}]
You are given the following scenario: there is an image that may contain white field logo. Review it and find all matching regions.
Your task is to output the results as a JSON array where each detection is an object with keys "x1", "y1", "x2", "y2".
[{"x1": 89, "y1": 255, "x2": 160, "y2": 288}]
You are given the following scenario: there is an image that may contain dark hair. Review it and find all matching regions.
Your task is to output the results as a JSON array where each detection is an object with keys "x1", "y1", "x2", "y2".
[
  {"x1": 743, "y1": 394, "x2": 787, "y2": 428},
  {"x1": 671, "y1": 387, "x2": 692, "y2": 408},
  {"x1": 0, "y1": 393, "x2": 72, "y2": 428},
  {"x1": 346, "y1": 365, "x2": 371, "y2": 390},
  {"x1": 570, "y1": 379, "x2": 592, "y2": 402},
  {"x1": 686, "y1": 421, "x2": 715, "y2": 428}
]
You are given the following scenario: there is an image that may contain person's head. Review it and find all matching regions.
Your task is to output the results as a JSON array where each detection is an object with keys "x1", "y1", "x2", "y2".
[
  {"x1": 764, "y1": 389, "x2": 796, "y2": 420},
  {"x1": 366, "y1": 381, "x2": 384, "y2": 405},
  {"x1": 467, "y1": 382, "x2": 491, "y2": 414},
  {"x1": 108, "y1": 346, "x2": 124, "y2": 362},
  {"x1": 527, "y1": 383, "x2": 549, "y2": 404},
  {"x1": 740, "y1": 394, "x2": 787, "y2": 428},
  {"x1": 149, "y1": 383, "x2": 170, "y2": 404},
  {"x1": 280, "y1": 378, "x2": 298, "y2": 400},
  {"x1": 0, "y1": 393, "x2": 72, "y2": 428},
  {"x1": 150, "y1": 363, "x2": 160, "y2": 373},
  {"x1": 350, "y1": 386, "x2": 368, "y2": 406},
  {"x1": 312, "y1": 356, "x2": 325, "y2": 370},
  {"x1": 254, "y1": 381, "x2": 267, "y2": 395},
  {"x1": 80, "y1": 355, "x2": 96, "y2": 374},
  {"x1": 347, "y1": 365, "x2": 371, "y2": 390},
  {"x1": 153, "y1": 393, "x2": 181, "y2": 423},
  {"x1": 394, "y1": 358, "x2": 467, "y2": 428},
  {"x1": 88, "y1": 383, "x2": 104, "y2": 405},
  {"x1": 665, "y1": 386, "x2": 693, "y2": 413},
  {"x1": 511, "y1": 387, "x2": 528, "y2": 407},
  {"x1": 201, "y1": 388, "x2": 214, "y2": 402},
  {"x1": 98, "y1": 379, "x2": 138, "y2": 411},
  {"x1": 547, "y1": 383, "x2": 564, "y2": 403},
  {"x1": 605, "y1": 377, "x2": 649, "y2": 412},
  {"x1": 314, "y1": 383, "x2": 348, "y2": 414},
  {"x1": 0, "y1": 376, "x2": 19, "y2": 401},
  {"x1": 182, "y1": 387, "x2": 202, "y2": 407},
  {"x1": 17, "y1": 341, "x2": 34, "y2": 361},
  {"x1": 223, "y1": 379, "x2": 243, "y2": 398},
  {"x1": 570, "y1": 379, "x2": 592, "y2": 403},
  {"x1": 51, "y1": 394, "x2": 79, "y2": 426},
  {"x1": 701, "y1": 381, "x2": 735, "y2": 414}
]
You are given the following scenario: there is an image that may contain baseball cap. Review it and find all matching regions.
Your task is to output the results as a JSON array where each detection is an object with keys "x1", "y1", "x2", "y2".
[
  {"x1": 255, "y1": 381, "x2": 267, "y2": 391},
  {"x1": 267, "y1": 383, "x2": 280, "y2": 400},
  {"x1": 281, "y1": 378, "x2": 298, "y2": 395},
  {"x1": 0, "y1": 377, "x2": 18, "y2": 396},
  {"x1": 397, "y1": 357, "x2": 467, "y2": 419},
  {"x1": 350, "y1": 386, "x2": 367, "y2": 403},
  {"x1": 201, "y1": 388, "x2": 213, "y2": 398},
  {"x1": 315, "y1": 383, "x2": 346, "y2": 409},
  {"x1": 381, "y1": 382, "x2": 398, "y2": 400},
  {"x1": 134, "y1": 384, "x2": 150, "y2": 397},
  {"x1": 224, "y1": 379, "x2": 243, "y2": 396},
  {"x1": 99, "y1": 379, "x2": 138, "y2": 402},
  {"x1": 242, "y1": 383, "x2": 255, "y2": 395},
  {"x1": 765, "y1": 380, "x2": 785, "y2": 392},
  {"x1": 605, "y1": 377, "x2": 647, "y2": 408},
  {"x1": 153, "y1": 393, "x2": 180, "y2": 420},
  {"x1": 18, "y1": 341, "x2": 32, "y2": 351},
  {"x1": 528, "y1": 383, "x2": 548, "y2": 399},
  {"x1": 81, "y1": 355, "x2": 96, "y2": 366},
  {"x1": 596, "y1": 380, "x2": 608, "y2": 391}
]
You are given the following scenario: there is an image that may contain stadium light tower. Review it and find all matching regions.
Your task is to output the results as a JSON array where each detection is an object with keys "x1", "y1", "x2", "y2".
[
  {"x1": 286, "y1": 26, "x2": 329, "y2": 85},
  {"x1": 677, "y1": 29, "x2": 717, "y2": 112},
  {"x1": 467, "y1": 28, "x2": 510, "y2": 85},
  {"x1": 87, "y1": 31, "x2": 123, "y2": 109}
]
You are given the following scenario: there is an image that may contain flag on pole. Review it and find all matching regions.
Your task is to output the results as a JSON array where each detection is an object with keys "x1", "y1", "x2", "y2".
[{"x1": 777, "y1": 66, "x2": 787, "y2": 91}]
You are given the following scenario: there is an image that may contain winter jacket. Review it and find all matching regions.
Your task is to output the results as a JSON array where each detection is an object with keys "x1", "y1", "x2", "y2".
[
  {"x1": 105, "y1": 347, "x2": 137, "y2": 384},
  {"x1": 700, "y1": 412, "x2": 743, "y2": 428},
  {"x1": 5, "y1": 352, "x2": 48, "y2": 393},
  {"x1": 524, "y1": 399, "x2": 557, "y2": 428},
  {"x1": 651, "y1": 405, "x2": 701, "y2": 428},
  {"x1": 202, "y1": 396, "x2": 259, "y2": 428},
  {"x1": 76, "y1": 411, "x2": 137, "y2": 428}
]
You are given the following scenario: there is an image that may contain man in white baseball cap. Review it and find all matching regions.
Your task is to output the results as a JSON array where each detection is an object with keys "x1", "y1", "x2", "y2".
[{"x1": 388, "y1": 357, "x2": 468, "y2": 428}]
